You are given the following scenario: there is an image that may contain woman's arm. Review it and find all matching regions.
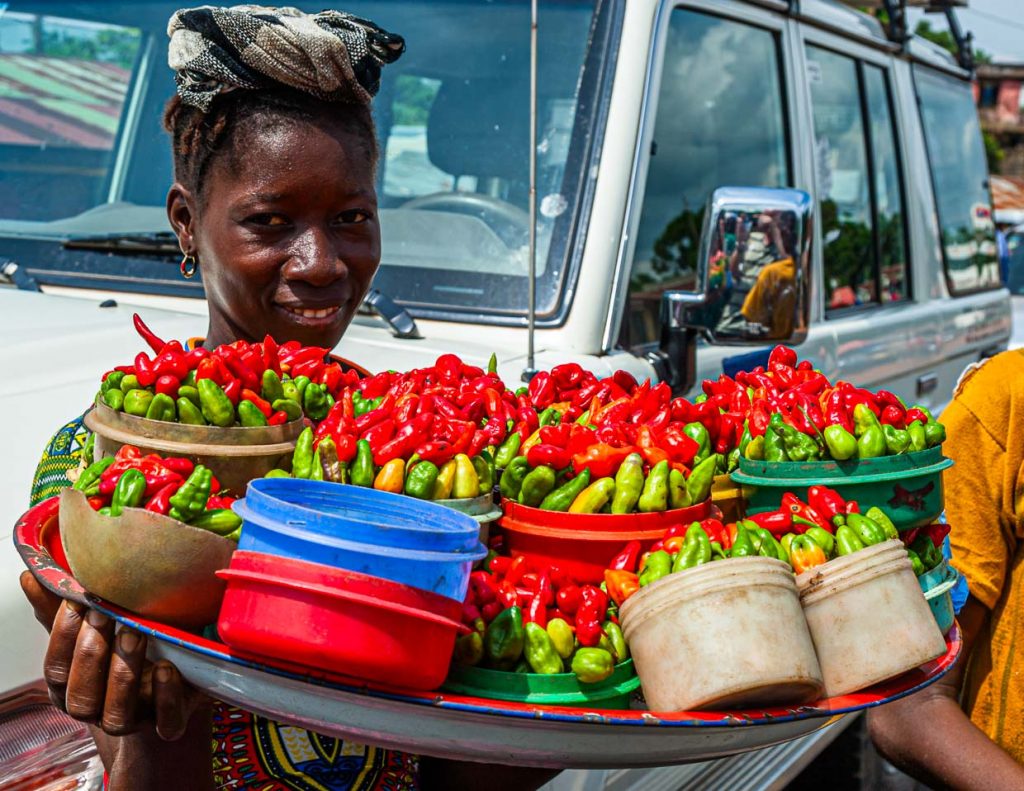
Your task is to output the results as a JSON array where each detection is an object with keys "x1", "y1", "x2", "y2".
[{"x1": 867, "y1": 598, "x2": 1024, "y2": 790}]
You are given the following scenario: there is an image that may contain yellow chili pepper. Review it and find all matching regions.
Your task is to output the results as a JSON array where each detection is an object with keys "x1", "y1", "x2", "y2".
[
  {"x1": 452, "y1": 453, "x2": 480, "y2": 499},
  {"x1": 374, "y1": 458, "x2": 405, "y2": 493},
  {"x1": 432, "y1": 459, "x2": 457, "y2": 500},
  {"x1": 569, "y1": 477, "x2": 616, "y2": 514},
  {"x1": 520, "y1": 428, "x2": 543, "y2": 456}
]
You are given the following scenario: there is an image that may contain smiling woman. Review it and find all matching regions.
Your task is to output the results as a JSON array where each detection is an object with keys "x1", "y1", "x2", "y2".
[{"x1": 18, "y1": 6, "x2": 555, "y2": 791}]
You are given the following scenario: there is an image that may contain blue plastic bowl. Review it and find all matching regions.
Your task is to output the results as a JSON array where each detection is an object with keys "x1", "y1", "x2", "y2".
[{"x1": 233, "y1": 479, "x2": 487, "y2": 601}]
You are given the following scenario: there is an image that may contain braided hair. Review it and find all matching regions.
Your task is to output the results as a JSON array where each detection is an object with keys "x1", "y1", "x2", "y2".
[{"x1": 162, "y1": 90, "x2": 378, "y2": 201}]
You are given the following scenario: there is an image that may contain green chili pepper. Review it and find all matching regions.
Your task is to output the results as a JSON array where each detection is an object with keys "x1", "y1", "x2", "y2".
[
  {"x1": 781, "y1": 533, "x2": 797, "y2": 559},
  {"x1": 540, "y1": 469, "x2": 591, "y2": 512},
  {"x1": 471, "y1": 455, "x2": 494, "y2": 495},
  {"x1": 318, "y1": 438, "x2": 345, "y2": 483},
  {"x1": 499, "y1": 456, "x2": 530, "y2": 500},
  {"x1": 177, "y1": 385, "x2": 201, "y2": 407},
  {"x1": 238, "y1": 400, "x2": 268, "y2": 427},
  {"x1": 804, "y1": 526, "x2": 836, "y2": 558},
  {"x1": 272, "y1": 398, "x2": 303, "y2": 422},
  {"x1": 546, "y1": 618, "x2": 575, "y2": 659},
  {"x1": 119, "y1": 374, "x2": 140, "y2": 394},
  {"x1": 639, "y1": 550, "x2": 672, "y2": 586},
  {"x1": 264, "y1": 469, "x2": 292, "y2": 479},
  {"x1": 82, "y1": 432, "x2": 95, "y2": 464},
  {"x1": 302, "y1": 383, "x2": 330, "y2": 421},
  {"x1": 404, "y1": 460, "x2": 440, "y2": 500},
  {"x1": 144, "y1": 393, "x2": 176, "y2": 422},
  {"x1": 764, "y1": 425, "x2": 788, "y2": 462},
  {"x1": 524, "y1": 622, "x2": 563, "y2": 674},
  {"x1": 538, "y1": 407, "x2": 562, "y2": 427},
  {"x1": 453, "y1": 632, "x2": 484, "y2": 666},
  {"x1": 770, "y1": 414, "x2": 818, "y2": 462},
  {"x1": 485, "y1": 606, "x2": 525, "y2": 663},
  {"x1": 123, "y1": 388, "x2": 154, "y2": 417},
  {"x1": 293, "y1": 375, "x2": 311, "y2": 401},
  {"x1": 487, "y1": 352, "x2": 498, "y2": 375},
  {"x1": 880, "y1": 424, "x2": 910, "y2": 455},
  {"x1": 310, "y1": 445, "x2": 324, "y2": 481},
  {"x1": 98, "y1": 507, "x2": 113, "y2": 517},
  {"x1": 518, "y1": 465, "x2": 557, "y2": 507},
  {"x1": 668, "y1": 468, "x2": 692, "y2": 510},
  {"x1": 281, "y1": 378, "x2": 300, "y2": 404},
  {"x1": 672, "y1": 524, "x2": 712, "y2": 572},
  {"x1": 857, "y1": 425, "x2": 886, "y2": 459},
  {"x1": 823, "y1": 425, "x2": 857, "y2": 461},
  {"x1": 907, "y1": 420, "x2": 927, "y2": 452},
  {"x1": 197, "y1": 379, "x2": 234, "y2": 427},
  {"x1": 924, "y1": 421, "x2": 946, "y2": 447},
  {"x1": 729, "y1": 523, "x2": 757, "y2": 558},
  {"x1": 744, "y1": 435, "x2": 765, "y2": 460},
  {"x1": 74, "y1": 456, "x2": 115, "y2": 494},
  {"x1": 291, "y1": 427, "x2": 315, "y2": 480},
  {"x1": 906, "y1": 548, "x2": 926, "y2": 576},
  {"x1": 177, "y1": 397, "x2": 207, "y2": 425},
  {"x1": 865, "y1": 506, "x2": 899, "y2": 541},
  {"x1": 910, "y1": 535, "x2": 943, "y2": 571},
  {"x1": 350, "y1": 438, "x2": 375, "y2": 487},
  {"x1": 101, "y1": 388, "x2": 125, "y2": 412},
  {"x1": 168, "y1": 465, "x2": 212, "y2": 523},
  {"x1": 753, "y1": 527, "x2": 786, "y2": 561},
  {"x1": 110, "y1": 469, "x2": 147, "y2": 516},
  {"x1": 682, "y1": 422, "x2": 711, "y2": 462},
  {"x1": 181, "y1": 370, "x2": 197, "y2": 387},
  {"x1": 190, "y1": 508, "x2": 243, "y2": 536},
  {"x1": 571, "y1": 648, "x2": 615, "y2": 684},
  {"x1": 494, "y1": 432, "x2": 522, "y2": 469},
  {"x1": 101, "y1": 371, "x2": 125, "y2": 394},
  {"x1": 610, "y1": 453, "x2": 644, "y2": 514},
  {"x1": 846, "y1": 512, "x2": 887, "y2": 546},
  {"x1": 836, "y1": 524, "x2": 866, "y2": 556},
  {"x1": 637, "y1": 460, "x2": 669, "y2": 513},
  {"x1": 727, "y1": 447, "x2": 740, "y2": 473},
  {"x1": 685, "y1": 455, "x2": 716, "y2": 506},
  {"x1": 261, "y1": 370, "x2": 285, "y2": 405},
  {"x1": 603, "y1": 621, "x2": 629, "y2": 663}
]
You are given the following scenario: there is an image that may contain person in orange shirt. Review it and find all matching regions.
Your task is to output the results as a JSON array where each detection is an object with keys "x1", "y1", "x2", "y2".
[{"x1": 868, "y1": 349, "x2": 1024, "y2": 787}]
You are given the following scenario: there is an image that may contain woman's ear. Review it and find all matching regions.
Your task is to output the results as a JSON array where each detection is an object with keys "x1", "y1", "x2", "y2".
[{"x1": 167, "y1": 182, "x2": 197, "y2": 254}]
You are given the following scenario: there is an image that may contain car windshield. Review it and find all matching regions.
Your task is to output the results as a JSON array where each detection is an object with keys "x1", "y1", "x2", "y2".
[{"x1": 0, "y1": 0, "x2": 602, "y2": 320}]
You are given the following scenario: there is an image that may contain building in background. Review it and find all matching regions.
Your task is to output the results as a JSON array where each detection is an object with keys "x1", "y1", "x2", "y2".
[{"x1": 976, "y1": 62, "x2": 1024, "y2": 179}]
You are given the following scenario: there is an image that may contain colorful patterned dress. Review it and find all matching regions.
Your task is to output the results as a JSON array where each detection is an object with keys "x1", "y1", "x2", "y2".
[{"x1": 32, "y1": 403, "x2": 420, "y2": 790}]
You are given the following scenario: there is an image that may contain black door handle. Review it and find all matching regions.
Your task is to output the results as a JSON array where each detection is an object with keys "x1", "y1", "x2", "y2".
[{"x1": 917, "y1": 373, "x2": 938, "y2": 397}]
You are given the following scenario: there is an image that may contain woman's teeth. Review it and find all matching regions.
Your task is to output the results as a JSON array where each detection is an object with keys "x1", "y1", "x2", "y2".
[{"x1": 285, "y1": 306, "x2": 339, "y2": 319}]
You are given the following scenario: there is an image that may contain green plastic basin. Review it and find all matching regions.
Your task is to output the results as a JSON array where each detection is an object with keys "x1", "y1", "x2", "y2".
[
  {"x1": 442, "y1": 659, "x2": 640, "y2": 709},
  {"x1": 731, "y1": 449, "x2": 952, "y2": 531}
]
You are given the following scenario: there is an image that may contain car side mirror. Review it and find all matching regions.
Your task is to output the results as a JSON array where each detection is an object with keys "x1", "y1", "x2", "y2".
[{"x1": 650, "y1": 187, "x2": 813, "y2": 394}]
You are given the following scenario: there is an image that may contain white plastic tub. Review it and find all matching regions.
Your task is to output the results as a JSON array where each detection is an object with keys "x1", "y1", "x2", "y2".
[
  {"x1": 797, "y1": 539, "x2": 946, "y2": 697},
  {"x1": 620, "y1": 557, "x2": 823, "y2": 711}
]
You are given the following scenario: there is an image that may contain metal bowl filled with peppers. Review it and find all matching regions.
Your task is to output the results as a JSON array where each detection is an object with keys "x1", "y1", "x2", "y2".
[{"x1": 59, "y1": 445, "x2": 241, "y2": 629}]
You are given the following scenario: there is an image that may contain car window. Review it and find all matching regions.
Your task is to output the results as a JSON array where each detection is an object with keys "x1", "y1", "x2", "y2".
[
  {"x1": 622, "y1": 9, "x2": 790, "y2": 349},
  {"x1": 807, "y1": 47, "x2": 907, "y2": 311},
  {"x1": 0, "y1": 10, "x2": 143, "y2": 221},
  {"x1": 914, "y1": 66, "x2": 1000, "y2": 294}
]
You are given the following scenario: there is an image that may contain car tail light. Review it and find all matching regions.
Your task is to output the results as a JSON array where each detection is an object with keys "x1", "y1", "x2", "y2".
[{"x1": 0, "y1": 683, "x2": 101, "y2": 790}]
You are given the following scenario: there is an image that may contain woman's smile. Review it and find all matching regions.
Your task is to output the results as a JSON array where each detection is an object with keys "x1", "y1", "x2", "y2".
[{"x1": 275, "y1": 302, "x2": 343, "y2": 326}]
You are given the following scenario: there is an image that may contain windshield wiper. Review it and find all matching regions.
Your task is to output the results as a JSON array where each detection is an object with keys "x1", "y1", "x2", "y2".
[
  {"x1": 361, "y1": 288, "x2": 421, "y2": 339},
  {"x1": 63, "y1": 231, "x2": 181, "y2": 256}
]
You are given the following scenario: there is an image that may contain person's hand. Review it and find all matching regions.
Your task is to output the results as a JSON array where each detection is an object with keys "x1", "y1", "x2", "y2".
[{"x1": 20, "y1": 571, "x2": 208, "y2": 740}]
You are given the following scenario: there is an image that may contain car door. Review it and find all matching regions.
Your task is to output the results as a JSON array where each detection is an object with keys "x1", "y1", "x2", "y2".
[{"x1": 798, "y1": 28, "x2": 942, "y2": 409}]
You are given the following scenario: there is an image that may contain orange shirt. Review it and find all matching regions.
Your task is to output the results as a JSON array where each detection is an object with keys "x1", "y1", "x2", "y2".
[{"x1": 944, "y1": 348, "x2": 1024, "y2": 760}]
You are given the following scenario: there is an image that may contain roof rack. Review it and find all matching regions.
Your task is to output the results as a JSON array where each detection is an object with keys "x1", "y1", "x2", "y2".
[{"x1": 840, "y1": 0, "x2": 973, "y2": 72}]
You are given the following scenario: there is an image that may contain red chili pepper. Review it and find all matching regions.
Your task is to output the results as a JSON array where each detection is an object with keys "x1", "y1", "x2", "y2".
[
  {"x1": 87, "y1": 495, "x2": 108, "y2": 511},
  {"x1": 496, "y1": 580, "x2": 519, "y2": 609},
  {"x1": 481, "y1": 601, "x2": 503, "y2": 623},
  {"x1": 525, "y1": 571, "x2": 553, "y2": 627},
  {"x1": 842, "y1": 384, "x2": 881, "y2": 416},
  {"x1": 608, "y1": 540, "x2": 642, "y2": 573},
  {"x1": 823, "y1": 387, "x2": 855, "y2": 434},
  {"x1": 154, "y1": 375, "x2": 179, "y2": 399},
  {"x1": 415, "y1": 440, "x2": 455, "y2": 467},
  {"x1": 905, "y1": 407, "x2": 929, "y2": 425},
  {"x1": 571, "y1": 443, "x2": 638, "y2": 479},
  {"x1": 362, "y1": 419, "x2": 396, "y2": 451},
  {"x1": 261, "y1": 335, "x2": 281, "y2": 376},
  {"x1": 604, "y1": 570, "x2": 640, "y2": 607},
  {"x1": 222, "y1": 377, "x2": 242, "y2": 405},
  {"x1": 144, "y1": 472, "x2": 184, "y2": 498},
  {"x1": 132, "y1": 313, "x2": 169, "y2": 355},
  {"x1": 469, "y1": 571, "x2": 498, "y2": 605},
  {"x1": 206, "y1": 495, "x2": 236, "y2": 510},
  {"x1": 462, "y1": 601, "x2": 482, "y2": 625},
  {"x1": 768, "y1": 345, "x2": 797, "y2": 369},
  {"x1": 526, "y1": 443, "x2": 572, "y2": 470},
  {"x1": 745, "y1": 509, "x2": 793, "y2": 537},
  {"x1": 879, "y1": 404, "x2": 906, "y2": 430},
  {"x1": 528, "y1": 372, "x2": 556, "y2": 409},
  {"x1": 241, "y1": 389, "x2": 273, "y2": 417},
  {"x1": 467, "y1": 430, "x2": 490, "y2": 459},
  {"x1": 160, "y1": 456, "x2": 194, "y2": 476},
  {"x1": 874, "y1": 390, "x2": 903, "y2": 409},
  {"x1": 555, "y1": 584, "x2": 581, "y2": 616},
  {"x1": 549, "y1": 564, "x2": 576, "y2": 590},
  {"x1": 700, "y1": 518, "x2": 729, "y2": 548},
  {"x1": 268, "y1": 410, "x2": 289, "y2": 426},
  {"x1": 488, "y1": 556, "x2": 513, "y2": 577},
  {"x1": 215, "y1": 347, "x2": 260, "y2": 391},
  {"x1": 781, "y1": 492, "x2": 831, "y2": 533},
  {"x1": 144, "y1": 482, "x2": 178, "y2": 515},
  {"x1": 134, "y1": 352, "x2": 157, "y2": 387},
  {"x1": 807, "y1": 485, "x2": 848, "y2": 528},
  {"x1": 504, "y1": 555, "x2": 529, "y2": 587}
]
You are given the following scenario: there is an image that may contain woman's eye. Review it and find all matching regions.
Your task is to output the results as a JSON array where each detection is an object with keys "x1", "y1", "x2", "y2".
[
  {"x1": 247, "y1": 213, "x2": 289, "y2": 227},
  {"x1": 337, "y1": 209, "x2": 371, "y2": 224}
]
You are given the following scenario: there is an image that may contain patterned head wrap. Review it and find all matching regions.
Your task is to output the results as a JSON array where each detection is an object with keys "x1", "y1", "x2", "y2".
[{"x1": 167, "y1": 5, "x2": 405, "y2": 112}]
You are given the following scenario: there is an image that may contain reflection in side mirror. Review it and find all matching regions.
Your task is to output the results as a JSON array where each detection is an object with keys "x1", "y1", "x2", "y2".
[
  {"x1": 664, "y1": 187, "x2": 813, "y2": 344},
  {"x1": 650, "y1": 187, "x2": 813, "y2": 394}
]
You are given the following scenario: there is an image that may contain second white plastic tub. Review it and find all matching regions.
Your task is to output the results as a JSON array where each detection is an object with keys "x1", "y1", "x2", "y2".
[
  {"x1": 797, "y1": 539, "x2": 946, "y2": 697},
  {"x1": 620, "y1": 557, "x2": 823, "y2": 712}
]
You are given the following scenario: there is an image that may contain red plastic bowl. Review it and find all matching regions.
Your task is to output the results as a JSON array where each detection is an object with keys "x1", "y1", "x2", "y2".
[
  {"x1": 217, "y1": 551, "x2": 466, "y2": 690},
  {"x1": 498, "y1": 498, "x2": 712, "y2": 584}
]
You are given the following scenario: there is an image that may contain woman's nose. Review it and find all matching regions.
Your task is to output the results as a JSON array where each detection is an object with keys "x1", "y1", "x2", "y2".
[{"x1": 282, "y1": 227, "x2": 346, "y2": 285}]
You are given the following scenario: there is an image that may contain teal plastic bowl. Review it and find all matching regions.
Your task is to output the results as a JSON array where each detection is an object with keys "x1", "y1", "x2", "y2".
[
  {"x1": 917, "y1": 560, "x2": 949, "y2": 592},
  {"x1": 922, "y1": 566, "x2": 959, "y2": 635},
  {"x1": 731, "y1": 448, "x2": 952, "y2": 531}
]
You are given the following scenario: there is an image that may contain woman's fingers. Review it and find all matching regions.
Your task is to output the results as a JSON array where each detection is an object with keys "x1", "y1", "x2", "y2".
[
  {"x1": 43, "y1": 599, "x2": 88, "y2": 711},
  {"x1": 153, "y1": 662, "x2": 189, "y2": 742},
  {"x1": 64, "y1": 609, "x2": 116, "y2": 721},
  {"x1": 100, "y1": 629, "x2": 147, "y2": 736},
  {"x1": 20, "y1": 571, "x2": 63, "y2": 631}
]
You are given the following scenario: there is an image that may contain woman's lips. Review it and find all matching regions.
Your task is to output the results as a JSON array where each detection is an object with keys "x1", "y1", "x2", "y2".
[{"x1": 276, "y1": 303, "x2": 343, "y2": 324}]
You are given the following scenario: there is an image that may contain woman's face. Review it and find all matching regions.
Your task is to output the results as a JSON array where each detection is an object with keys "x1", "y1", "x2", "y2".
[{"x1": 168, "y1": 116, "x2": 380, "y2": 350}]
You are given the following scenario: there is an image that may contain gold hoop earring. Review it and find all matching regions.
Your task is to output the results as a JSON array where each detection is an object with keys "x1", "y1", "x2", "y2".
[{"x1": 180, "y1": 253, "x2": 198, "y2": 279}]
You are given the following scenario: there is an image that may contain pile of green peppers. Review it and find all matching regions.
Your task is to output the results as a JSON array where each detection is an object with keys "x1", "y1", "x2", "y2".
[{"x1": 454, "y1": 605, "x2": 626, "y2": 684}]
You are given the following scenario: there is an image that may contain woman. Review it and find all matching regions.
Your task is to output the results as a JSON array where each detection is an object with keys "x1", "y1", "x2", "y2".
[
  {"x1": 20, "y1": 7, "x2": 555, "y2": 790},
  {"x1": 867, "y1": 351, "x2": 1024, "y2": 788}
]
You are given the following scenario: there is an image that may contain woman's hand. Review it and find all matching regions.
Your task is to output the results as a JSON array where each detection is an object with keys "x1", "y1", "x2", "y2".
[{"x1": 20, "y1": 571, "x2": 207, "y2": 741}]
